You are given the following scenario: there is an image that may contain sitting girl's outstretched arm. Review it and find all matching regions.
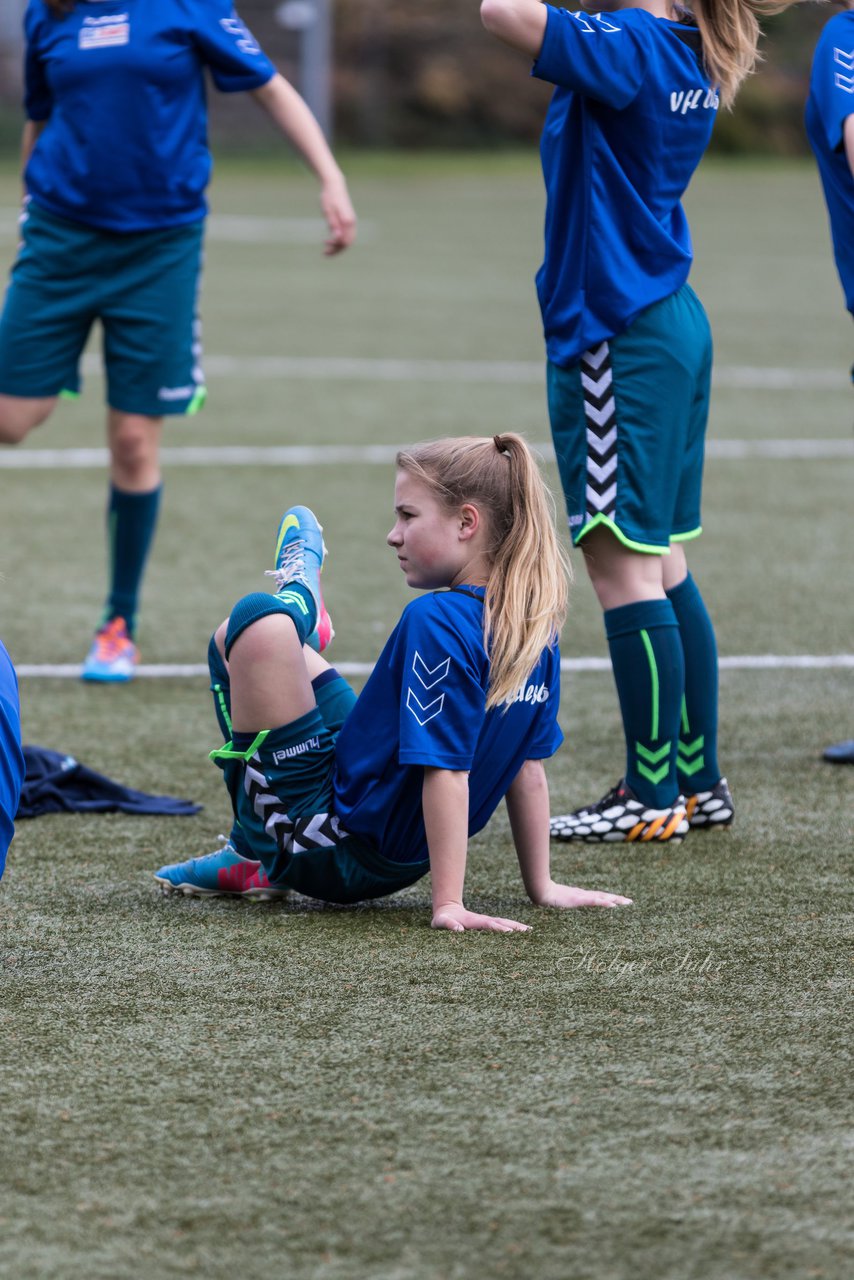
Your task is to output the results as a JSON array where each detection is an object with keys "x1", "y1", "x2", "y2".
[
  {"x1": 506, "y1": 761, "x2": 633, "y2": 910},
  {"x1": 423, "y1": 767, "x2": 531, "y2": 933}
]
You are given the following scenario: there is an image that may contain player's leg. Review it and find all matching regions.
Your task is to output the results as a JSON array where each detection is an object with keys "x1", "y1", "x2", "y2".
[
  {"x1": 0, "y1": 204, "x2": 95, "y2": 441},
  {"x1": 81, "y1": 410, "x2": 164, "y2": 682},
  {"x1": 575, "y1": 524, "x2": 687, "y2": 826},
  {"x1": 156, "y1": 506, "x2": 338, "y2": 898},
  {"x1": 0, "y1": 396, "x2": 57, "y2": 442},
  {"x1": 86, "y1": 220, "x2": 206, "y2": 681},
  {"x1": 548, "y1": 293, "x2": 694, "y2": 843},
  {"x1": 664, "y1": 291, "x2": 733, "y2": 830}
]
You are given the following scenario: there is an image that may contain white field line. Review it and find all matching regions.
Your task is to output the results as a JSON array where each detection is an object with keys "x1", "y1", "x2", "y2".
[
  {"x1": 2, "y1": 438, "x2": 852, "y2": 471},
  {"x1": 66, "y1": 352, "x2": 849, "y2": 390},
  {"x1": 15, "y1": 655, "x2": 854, "y2": 679}
]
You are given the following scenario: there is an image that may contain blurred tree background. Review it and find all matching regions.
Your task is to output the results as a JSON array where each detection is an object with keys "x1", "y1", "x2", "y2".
[{"x1": 0, "y1": 2, "x2": 837, "y2": 154}]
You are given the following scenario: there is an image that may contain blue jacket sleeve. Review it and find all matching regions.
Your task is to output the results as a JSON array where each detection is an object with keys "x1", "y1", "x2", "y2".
[{"x1": 532, "y1": 6, "x2": 648, "y2": 109}]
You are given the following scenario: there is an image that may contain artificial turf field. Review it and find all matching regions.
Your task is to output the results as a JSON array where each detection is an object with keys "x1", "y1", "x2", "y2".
[{"x1": 0, "y1": 154, "x2": 852, "y2": 1280}]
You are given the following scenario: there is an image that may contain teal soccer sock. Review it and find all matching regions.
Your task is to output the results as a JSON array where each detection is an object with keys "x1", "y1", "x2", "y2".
[
  {"x1": 605, "y1": 598, "x2": 685, "y2": 809},
  {"x1": 224, "y1": 586, "x2": 317, "y2": 658},
  {"x1": 666, "y1": 573, "x2": 722, "y2": 792},
  {"x1": 104, "y1": 483, "x2": 162, "y2": 637}
]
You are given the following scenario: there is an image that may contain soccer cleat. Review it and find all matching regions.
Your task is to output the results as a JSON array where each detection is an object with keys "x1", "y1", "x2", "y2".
[
  {"x1": 550, "y1": 779, "x2": 689, "y2": 844},
  {"x1": 684, "y1": 777, "x2": 735, "y2": 829},
  {"x1": 265, "y1": 504, "x2": 334, "y2": 652},
  {"x1": 822, "y1": 739, "x2": 854, "y2": 765},
  {"x1": 154, "y1": 837, "x2": 288, "y2": 900},
  {"x1": 81, "y1": 617, "x2": 139, "y2": 683}
]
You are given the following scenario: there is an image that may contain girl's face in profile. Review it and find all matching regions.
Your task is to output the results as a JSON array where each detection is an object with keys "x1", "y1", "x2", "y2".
[{"x1": 388, "y1": 471, "x2": 479, "y2": 591}]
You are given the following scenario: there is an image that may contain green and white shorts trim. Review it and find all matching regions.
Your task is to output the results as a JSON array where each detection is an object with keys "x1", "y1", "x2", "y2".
[
  {"x1": 0, "y1": 201, "x2": 207, "y2": 418},
  {"x1": 547, "y1": 284, "x2": 713, "y2": 554}
]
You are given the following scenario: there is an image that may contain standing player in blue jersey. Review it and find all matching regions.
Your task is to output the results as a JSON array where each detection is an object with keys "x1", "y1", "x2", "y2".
[
  {"x1": 480, "y1": 0, "x2": 793, "y2": 843},
  {"x1": 154, "y1": 435, "x2": 632, "y2": 930},
  {"x1": 807, "y1": 3, "x2": 854, "y2": 768},
  {"x1": 0, "y1": 0, "x2": 356, "y2": 683},
  {"x1": 0, "y1": 639, "x2": 25, "y2": 882}
]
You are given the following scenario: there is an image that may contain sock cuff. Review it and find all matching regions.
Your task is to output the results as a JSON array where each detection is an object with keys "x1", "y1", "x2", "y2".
[
  {"x1": 665, "y1": 572, "x2": 698, "y2": 608},
  {"x1": 108, "y1": 483, "x2": 163, "y2": 505},
  {"x1": 225, "y1": 591, "x2": 313, "y2": 658},
  {"x1": 605, "y1": 597, "x2": 677, "y2": 641}
]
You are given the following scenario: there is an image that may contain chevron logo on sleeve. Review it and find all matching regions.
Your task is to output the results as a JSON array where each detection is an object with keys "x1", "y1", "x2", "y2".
[
  {"x1": 406, "y1": 688, "x2": 445, "y2": 726},
  {"x1": 834, "y1": 47, "x2": 854, "y2": 71},
  {"x1": 412, "y1": 651, "x2": 451, "y2": 690},
  {"x1": 835, "y1": 71, "x2": 854, "y2": 93}
]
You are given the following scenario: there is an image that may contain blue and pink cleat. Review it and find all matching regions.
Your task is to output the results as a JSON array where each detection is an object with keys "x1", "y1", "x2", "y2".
[
  {"x1": 154, "y1": 838, "x2": 288, "y2": 900},
  {"x1": 266, "y1": 505, "x2": 334, "y2": 652},
  {"x1": 81, "y1": 617, "x2": 139, "y2": 682}
]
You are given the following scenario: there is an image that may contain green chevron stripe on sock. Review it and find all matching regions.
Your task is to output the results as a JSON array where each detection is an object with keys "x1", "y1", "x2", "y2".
[
  {"x1": 678, "y1": 734, "x2": 705, "y2": 777},
  {"x1": 637, "y1": 759, "x2": 671, "y2": 786},
  {"x1": 635, "y1": 739, "x2": 672, "y2": 787},
  {"x1": 678, "y1": 753, "x2": 706, "y2": 778},
  {"x1": 636, "y1": 740, "x2": 671, "y2": 766}
]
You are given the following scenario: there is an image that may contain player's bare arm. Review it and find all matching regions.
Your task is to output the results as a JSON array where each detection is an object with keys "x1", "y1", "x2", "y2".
[
  {"x1": 844, "y1": 113, "x2": 854, "y2": 181},
  {"x1": 480, "y1": 0, "x2": 549, "y2": 57},
  {"x1": 20, "y1": 120, "x2": 46, "y2": 182},
  {"x1": 506, "y1": 760, "x2": 633, "y2": 910},
  {"x1": 251, "y1": 73, "x2": 357, "y2": 255},
  {"x1": 424, "y1": 767, "x2": 531, "y2": 933}
]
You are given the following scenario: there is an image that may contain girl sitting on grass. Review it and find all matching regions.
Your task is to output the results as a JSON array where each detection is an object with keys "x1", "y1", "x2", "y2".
[{"x1": 155, "y1": 434, "x2": 631, "y2": 931}]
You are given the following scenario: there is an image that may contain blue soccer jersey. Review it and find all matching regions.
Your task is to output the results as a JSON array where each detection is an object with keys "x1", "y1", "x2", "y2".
[
  {"x1": 806, "y1": 12, "x2": 854, "y2": 314},
  {"x1": 0, "y1": 641, "x2": 25, "y2": 879},
  {"x1": 23, "y1": 0, "x2": 276, "y2": 232},
  {"x1": 333, "y1": 588, "x2": 563, "y2": 864},
  {"x1": 532, "y1": 8, "x2": 718, "y2": 366}
]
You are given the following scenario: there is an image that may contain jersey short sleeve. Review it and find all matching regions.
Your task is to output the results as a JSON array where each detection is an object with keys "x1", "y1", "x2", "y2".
[
  {"x1": 532, "y1": 6, "x2": 648, "y2": 109},
  {"x1": 187, "y1": 0, "x2": 276, "y2": 93},
  {"x1": 23, "y1": 4, "x2": 52, "y2": 121},
  {"x1": 810, "y1": 15, "x2": 854, "y2": 153},
  {"x1": 395, "y1": 598, "x2": 489, "y2": 771}
]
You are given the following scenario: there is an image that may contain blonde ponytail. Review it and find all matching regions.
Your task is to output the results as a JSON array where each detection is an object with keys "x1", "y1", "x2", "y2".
[
  {"x1": 689, "y1": 0, "x2": 805, "y2": 109},
  {"x1": 395, "y1": 434, "x2": 570, "y2": 711}
]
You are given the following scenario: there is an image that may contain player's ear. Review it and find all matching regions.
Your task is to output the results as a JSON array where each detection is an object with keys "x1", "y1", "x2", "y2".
[{"x1": 458, "y1": 503, "x2": 481, "y2": 541}]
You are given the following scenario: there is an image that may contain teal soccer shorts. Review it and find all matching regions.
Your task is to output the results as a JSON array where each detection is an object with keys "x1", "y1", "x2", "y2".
[
  {"x1": 547, "y1": 284, "x2": 713, "y2": 554},
  {"x1": 0, "y1": 202, "x2": 206, "y2": 417},
  {"x1": 211, "y1": 671, "x2": 430, "y2": 905}
]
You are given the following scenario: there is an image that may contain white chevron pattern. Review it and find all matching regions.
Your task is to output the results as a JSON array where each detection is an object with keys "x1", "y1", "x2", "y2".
[
  {"x1": 580, "y1": 342, "x2": 619, "y2": 519},
  {"x1": 587, "y1": 425, "x2": 617, "y2": 455}
]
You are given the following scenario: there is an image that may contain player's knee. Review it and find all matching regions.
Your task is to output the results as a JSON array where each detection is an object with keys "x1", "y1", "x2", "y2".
[
  {"x1": 110, "y1": 425, "x2": 152, "y2": 474},
  {"x1": 0, "y1": 395, "x2": 55, "y2": 442}
]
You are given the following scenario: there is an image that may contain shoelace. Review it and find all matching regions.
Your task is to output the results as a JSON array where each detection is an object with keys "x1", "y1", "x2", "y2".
[{"x1": 264, "y1": 537, "x2": 309, "y2": 593}]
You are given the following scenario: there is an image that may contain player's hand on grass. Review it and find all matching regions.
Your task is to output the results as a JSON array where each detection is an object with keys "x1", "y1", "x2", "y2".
[
  {"x1": 538, "y1": 882, "x2": 633, "y2": 910},
  {"x1": 431, "y1": 903, "x2": 532, "y2": 933},
  {"x1": 320, "y1": 174, "x2": 357, "y2": 255}
]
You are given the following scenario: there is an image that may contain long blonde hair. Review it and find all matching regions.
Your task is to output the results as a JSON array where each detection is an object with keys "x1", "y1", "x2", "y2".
[
  {"x1": 395, "y1": 433, "x2": 571, "y2": 710},
  {"x1": 688, "y1": 0, "x2": 805, "y2": 109}
]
